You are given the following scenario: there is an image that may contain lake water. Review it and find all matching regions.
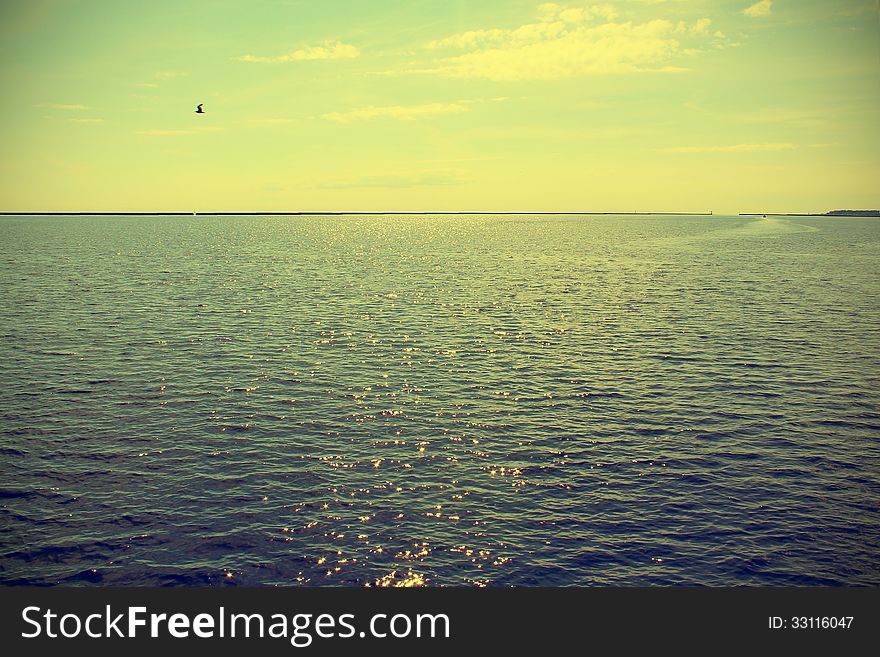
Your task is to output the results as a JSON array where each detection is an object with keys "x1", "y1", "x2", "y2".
[{"x1": 1, "y1": 213, "x2": 878, "y2": 586}]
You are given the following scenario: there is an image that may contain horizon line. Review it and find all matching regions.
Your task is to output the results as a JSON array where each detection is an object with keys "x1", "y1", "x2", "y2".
[
  {"x1": 1, "y1": 211, "x2": 718, "y2": 216},
  {"x1": 1, "y1": 210, "x2": 875, "y2": 217}
]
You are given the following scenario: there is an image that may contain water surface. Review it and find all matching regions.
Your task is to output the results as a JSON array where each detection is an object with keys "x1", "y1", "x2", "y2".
[{"x1": 1, "y1": 214, "x2": 878, "y2": 586}]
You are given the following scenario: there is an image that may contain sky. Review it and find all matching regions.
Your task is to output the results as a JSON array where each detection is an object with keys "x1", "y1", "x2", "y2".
[{"x1": 0, "y1": 0, "x2": 878, "y2": 213}]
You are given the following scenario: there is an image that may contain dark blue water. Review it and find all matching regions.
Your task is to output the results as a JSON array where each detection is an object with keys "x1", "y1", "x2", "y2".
[{"x1": 1, "y1": 214, "x2": 878, "y2": 586}]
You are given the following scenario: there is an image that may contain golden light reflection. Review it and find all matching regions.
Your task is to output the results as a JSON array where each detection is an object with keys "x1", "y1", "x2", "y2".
[{"x1": 370, "y1": 569, "x2": 427, "y2": 587}]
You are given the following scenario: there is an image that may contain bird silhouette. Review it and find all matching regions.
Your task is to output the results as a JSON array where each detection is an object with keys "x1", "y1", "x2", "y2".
[{"x1": 195, "y1": 104, "x2": 204, "y2": 114}]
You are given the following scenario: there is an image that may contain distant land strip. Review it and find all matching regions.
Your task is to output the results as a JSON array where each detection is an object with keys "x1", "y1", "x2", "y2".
[
  {"x1": 1, "y1": 211, "x2": 715, "y2": 216},
  {"x1": 739, "y1": 210, "x2": 880, "y2": 217}
]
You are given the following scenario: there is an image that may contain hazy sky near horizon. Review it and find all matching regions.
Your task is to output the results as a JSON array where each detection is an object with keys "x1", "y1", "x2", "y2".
[{"x1": 1, "y1": 0, "x2": 878, "y2": 213}]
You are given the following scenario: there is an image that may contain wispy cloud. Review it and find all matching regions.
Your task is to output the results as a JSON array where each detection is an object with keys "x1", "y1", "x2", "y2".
[
  {"x1": 319, "y1": 171, "x2": 467, "y2": 189},
  {"x1": 743, "y1": 0, "x2": 773, "y2": 17},
  {"x1": 68, "y1": 118, "x2": 104, "y2": 124},
  {"x1": 732, "y1": 108, "x2": 830, "y2": 128},
  {"x1": 133, "y1": 72, "x2": 186, "y2": 89},
  {"x1": 247, "y1": 118, "x2": 297, "y2": 125},
  {"x1": 135, "y1": 127, "x2": 222, "y2": 136},
  {"x1": 684, "y1": 100, "x2": 837, "y2": 128},
  {"x1": 238, "y1": 41, "x2": 359, "y2": 63},
  {"x1": 666, "y1": 142, "x2": 797, "y2": 153},
  {"x1": 37, "y1": 103, "x2": 86, "y2": 110},
  {"x1": 392, "y1": 4, "x2": 718, "y2": 80},
  {"x1": 322, "y1": 102, "x2": 469, "y2": 123}
]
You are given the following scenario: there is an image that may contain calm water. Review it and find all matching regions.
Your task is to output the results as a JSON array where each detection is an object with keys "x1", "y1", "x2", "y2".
[{"x1": 1, "y1": 214, "x2": 878, "y2": 586}]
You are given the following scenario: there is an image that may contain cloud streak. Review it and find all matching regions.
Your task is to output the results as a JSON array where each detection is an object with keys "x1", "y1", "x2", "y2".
[
  {"x1": 247, "y1": 118, "x2": 297, "y2": 125},
  {"x1": 322, "y1": 102, "x2": 469, "y2": 123},
  {"x1": 238, "y1": 41, "x2": 359, "y2": 63},
  {"x1": 135, "y1": 127, "x2": 222, "y2": 136},
  {"x1": 666, "y1": 142, "x2": 797, "y2": 153},
  {"x1": 319, "y1": 171, "x2": 466, "y2": 188},
  {"x1": 38, "y1": 103, "x2": 87, "y2": 110}
]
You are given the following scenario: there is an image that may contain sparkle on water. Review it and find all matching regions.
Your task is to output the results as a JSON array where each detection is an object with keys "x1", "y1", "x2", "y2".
[{"x1": 0, "y1": 213, "x2": 878, "y2": 586}]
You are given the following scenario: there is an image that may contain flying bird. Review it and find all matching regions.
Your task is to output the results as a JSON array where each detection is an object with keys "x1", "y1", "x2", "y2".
[{"x1": 195, "y1": 103, "x2": 204, "y2": 114}]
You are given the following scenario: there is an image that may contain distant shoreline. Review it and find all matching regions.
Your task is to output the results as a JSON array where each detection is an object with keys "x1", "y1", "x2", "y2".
[
  {"x1": 3, "y1": 210, "x2": 876, "y2": 217},
  {"x1": 739, "y1": 210, "x2": 880, "y2": 217},
  {"x1": 0, "y1": 211, "x2": 715, "y2": 216}
]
